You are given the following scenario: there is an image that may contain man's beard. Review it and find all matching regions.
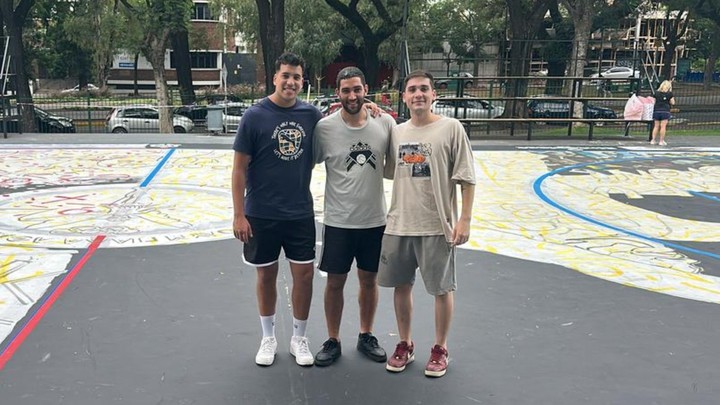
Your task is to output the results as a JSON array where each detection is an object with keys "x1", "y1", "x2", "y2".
[{"x1": 342, "y1": 99, "x2": 363, "y2": 115}]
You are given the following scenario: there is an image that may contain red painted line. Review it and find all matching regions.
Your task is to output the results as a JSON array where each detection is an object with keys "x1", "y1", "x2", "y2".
[{"x1": 0, "y1": 235, "x2": 106, "y2": 371}]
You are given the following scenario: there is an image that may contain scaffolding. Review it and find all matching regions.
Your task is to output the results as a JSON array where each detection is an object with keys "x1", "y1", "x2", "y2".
[{"x1": 1, "y1": 36, "x2": 12, "y2": 139}]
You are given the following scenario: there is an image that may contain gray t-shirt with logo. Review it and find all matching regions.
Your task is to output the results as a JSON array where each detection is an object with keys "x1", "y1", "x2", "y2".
[
  {"x1": 384, "y1": 116, "x2": 476, "y2": 241},
  {"x1": 314, "y1": 110, "x2": 395, "y2": 228}
]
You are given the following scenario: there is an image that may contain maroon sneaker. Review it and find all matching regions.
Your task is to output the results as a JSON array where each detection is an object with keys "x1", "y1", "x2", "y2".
[
  {"x1": 386, "y1": 341, "x2": 414, "y2": 372},
  {"x1": 424, "y1": 345, "x2": 448, "y2": 377}
]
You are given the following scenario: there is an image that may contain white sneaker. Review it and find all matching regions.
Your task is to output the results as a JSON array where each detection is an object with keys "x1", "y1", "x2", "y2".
[
  {"x1": 659, "y1": 141, "x2": 667, "y2": 146},
  {"x1": 255, "y1": 336, "x2": 277, "y2": 366},
  {"x1": 650, "y1": 139, "x2": 657, "y2": 145},
  {"x1": 290, "y1": 336, "x2": 314, "y2": 366}
]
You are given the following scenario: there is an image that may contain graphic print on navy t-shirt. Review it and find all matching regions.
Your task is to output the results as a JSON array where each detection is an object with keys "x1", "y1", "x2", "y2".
[
  {"x1": 345, "y1": 141, "x2": 377, "y2": 171},
  {"x1": 398, "y1": 142, "x2": 432, "y2": 177},
  {"x1": 272, "y1": 121, "x2": 306, "y2": 161}
]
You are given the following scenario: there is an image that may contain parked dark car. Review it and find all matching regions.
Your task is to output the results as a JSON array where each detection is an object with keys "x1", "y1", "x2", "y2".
[
  {"x1": 174, "y1": 104, "x2": 210, "y2": 126},
  {"x1": 527, "y1": 99, "x2": 617, "y2": 123},
  {"x1": 174, "y1": 102, "x2": 250, "y2": 129},
  {"x1": 1, "y1": 106, "x2": 76, "y2": 133}
]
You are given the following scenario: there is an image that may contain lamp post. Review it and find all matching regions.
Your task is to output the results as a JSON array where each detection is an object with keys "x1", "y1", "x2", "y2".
[
  {"x1": 442, "y1": 41, "x2": 452, "y2": 76},
  {"x1": 396, "y1": 0, "x2": 410, "y2": 119}
]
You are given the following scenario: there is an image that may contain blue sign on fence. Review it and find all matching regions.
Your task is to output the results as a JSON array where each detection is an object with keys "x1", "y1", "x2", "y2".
[{"x1": 119, "y1": 62, "x2": 135, "y2": 68}]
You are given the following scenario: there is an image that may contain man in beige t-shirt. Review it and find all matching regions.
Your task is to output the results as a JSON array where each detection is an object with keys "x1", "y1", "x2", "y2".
[{"x1": 378, "y1": 70, "x2": 476, "y2": 378}]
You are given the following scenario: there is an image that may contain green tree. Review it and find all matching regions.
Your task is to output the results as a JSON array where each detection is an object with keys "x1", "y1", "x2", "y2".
[
  {"x1": 285, "y1": 0, "x2": 342, "y2": 90},
  {"x1": 425, "y1": 0, "x2": 505, "y2": 76},
  {"x1": 503, "y1": 0, "x2": 553, "y2": 117},
  {"x1": 31, "y1": 0, "x2": 93, "y2": 85},
  {"x1": 538, "y1": 4, "x2": 573, "y2": 95},
  {"x1": 696, "y1": 0, "x2": 720, "y2": 88},
  {"x1": 118, "y1": 0, "x2": 192, "y2": 133},
  {"x1": 324, "y1": 0, "x2": 406, "y2": 87},
  {"x1": 654, "y1": 0, "x2": 696, "y2": 81},
  {"x1": 62, "y1": 0, "x2": 124, "y2": 88},
  {"x1": 560, "y1": 0, "x2": 606, "y2": 118}
]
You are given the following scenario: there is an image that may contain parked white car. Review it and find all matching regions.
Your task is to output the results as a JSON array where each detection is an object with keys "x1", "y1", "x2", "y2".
[
  {"x1": 220, "y1": 102, "x2": 250, "y2": 133},
  {"x1": 310, "y1": 96, "x2": 338, "y2": 115},
  {"x1": 105, "y1": 106, "x2": 194, "y2": 133},
  {"x1": 589, "y1": 66, "x2": 640, "y2": 83},
  {"x1": 432, "y1": 97, "x2": 504, "y2": 119},
  {"x1": 434, "y1": 72, "x2": 475, "y2": 89},
  {"x1": 61, "y1": 84, "x2": 100, "y2": 93}
]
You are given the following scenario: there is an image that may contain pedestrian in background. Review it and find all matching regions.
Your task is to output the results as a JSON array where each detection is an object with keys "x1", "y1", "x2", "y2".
[{"x1": 650, "y1": 80, "x2": 676, "y2": 146}]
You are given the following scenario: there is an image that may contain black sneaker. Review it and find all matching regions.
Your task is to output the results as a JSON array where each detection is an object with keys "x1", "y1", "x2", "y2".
[
  {"x1": 314, "y1": 338, "x2": 341, "y2": 366},
  {"x1": 357, "y1": 333, "x2": 387, "y2": 362}
]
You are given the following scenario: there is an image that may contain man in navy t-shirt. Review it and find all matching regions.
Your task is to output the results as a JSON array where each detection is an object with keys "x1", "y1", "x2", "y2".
[{"x1": 231, "y1": 52, "x2": 323, "y2": 367}]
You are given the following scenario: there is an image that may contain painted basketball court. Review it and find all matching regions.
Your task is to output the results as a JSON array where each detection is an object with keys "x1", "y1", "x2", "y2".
[{"x1": 0, "y1": 134, "x2": 718, "y2": 404}]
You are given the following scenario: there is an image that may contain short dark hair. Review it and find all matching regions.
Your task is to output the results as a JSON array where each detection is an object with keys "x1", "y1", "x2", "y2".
[
  {"x1": 403, "y1": 70, "x2": 434, "y2": 90},
  {"x1": 275, "y1": 52, "x2": 305, "y2": 72},
  {"x1": 336, "y1": 66, "x2": 366, "y2": 88}
]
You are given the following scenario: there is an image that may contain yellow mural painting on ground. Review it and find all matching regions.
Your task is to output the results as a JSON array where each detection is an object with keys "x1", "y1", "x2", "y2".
[{"x1": 0, "y1": 146, "x2": 719, "y2": 352}]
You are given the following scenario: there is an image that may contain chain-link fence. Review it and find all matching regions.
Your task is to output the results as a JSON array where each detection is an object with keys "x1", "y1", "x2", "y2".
[
  {"x1": 2, "y1": 38, "x2": 718, "y2": 138},
  {"x1": 408, "y1": 39, "x2": 719, "y2": 138}
]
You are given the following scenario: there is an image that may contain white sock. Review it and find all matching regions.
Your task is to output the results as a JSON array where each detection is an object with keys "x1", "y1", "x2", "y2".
[
  {"x1": 260, "y1": 315, "x2": 275, "y2": 338},
  {"x1": 293, "y1": 317, "x2": 307, "y2": 337}
]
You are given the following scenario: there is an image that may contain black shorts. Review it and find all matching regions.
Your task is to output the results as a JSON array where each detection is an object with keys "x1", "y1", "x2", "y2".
[
  {"x1": 653, "y1": 111, "x2": 671, "y2": 121},
  {"x1": 319, "y1": 225, "x2": 385, "y2": 274},
  {"x1": 243, "y1": 216, "x2": 316, "y2": 266}
]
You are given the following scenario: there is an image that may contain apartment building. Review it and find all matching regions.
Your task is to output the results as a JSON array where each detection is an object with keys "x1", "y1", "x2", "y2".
[{"x1": 107, "y1": 1, "x2": 257, "y2": 92}]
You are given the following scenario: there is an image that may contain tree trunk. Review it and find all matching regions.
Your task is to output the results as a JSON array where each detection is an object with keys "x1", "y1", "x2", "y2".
[
  {"x1": 660, "y1": 35, "x2": 675, "y2": 80},
  {"x1": 361, "y1": 41, "x2": 380, "y2": 89},
  {"x1": 0, "y1": 0, "x2": 36, "y2": 132},
  {"x1": 503, "y1": 40, "x2": 532, "y2": 117},
  {"x1": 95, "y1": 47, "x2": 113, "y2": 89},
  {"x1": 133, "y1": 52, "x2": 140, "y2": 96},
  {"x1": 703, "y1": 38, "x2": 718, "y2": 90},
  {"x1": 153, "y1": 62, "x2": 172, "y2": 133},
  {"x1": 171, "y1": 28, "x2": 196, "y2": 105},
  {"x1": 660, "y1": 11, "x2": 687, "y2": 81},
  {"x1": 569, "y1": 14, "x2": 591, "y2": 120},
  {"x1": 144, "y1": 34, "x2": 173, "y2": 133},
  {"x1": 502, "y1": 0, "x2": 551, "y2": 118},
  {"x1": 256, "y1": 0, "x2": 285, "y2": 95}
]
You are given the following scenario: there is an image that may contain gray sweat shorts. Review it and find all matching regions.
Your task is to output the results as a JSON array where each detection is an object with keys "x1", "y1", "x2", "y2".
[{"x1": 377, "y1": 235, "x2": 456, "y2": 295}]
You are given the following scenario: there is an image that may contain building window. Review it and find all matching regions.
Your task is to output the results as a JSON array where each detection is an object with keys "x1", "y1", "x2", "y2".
[
  {"x1": 170, "y1": 52, "x2": 218, "y2": 69},
  {"x1": 193, "y1": 2, "x2": 213, "y2": 20}
]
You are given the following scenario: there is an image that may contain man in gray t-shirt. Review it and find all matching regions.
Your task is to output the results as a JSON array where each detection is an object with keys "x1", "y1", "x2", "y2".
[{"x1": 312, "y1": 66, "x2": 396, "y2": 367}]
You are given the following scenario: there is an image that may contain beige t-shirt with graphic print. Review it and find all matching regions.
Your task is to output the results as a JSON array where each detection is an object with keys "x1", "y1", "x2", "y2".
[{"x1": 384, "y1": 116, "x2": 476, "y2": 241}]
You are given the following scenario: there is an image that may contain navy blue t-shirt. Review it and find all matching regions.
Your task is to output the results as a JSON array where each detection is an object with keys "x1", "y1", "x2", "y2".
[
  {"x1": 233, "y1": 98, "x2": 323, "y2": 220},
  {"x1": 652, "y1": 91, "x2": 673, "y2": 113}
]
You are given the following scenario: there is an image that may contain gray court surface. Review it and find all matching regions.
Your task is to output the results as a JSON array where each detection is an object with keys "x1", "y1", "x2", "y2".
[{"x1": 0, "y1": 132, "x2": 718, "y2": 405}]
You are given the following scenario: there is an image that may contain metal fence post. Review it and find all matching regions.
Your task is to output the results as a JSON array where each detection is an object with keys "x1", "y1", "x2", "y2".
[{"x1": 87, "y1": 91, "x2": 92, "y2": 132}]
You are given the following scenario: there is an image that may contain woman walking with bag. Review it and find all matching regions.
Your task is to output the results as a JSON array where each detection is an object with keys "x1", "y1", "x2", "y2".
[{"x1": 650, "y1": 80, "x2": 675, "y2": 146}]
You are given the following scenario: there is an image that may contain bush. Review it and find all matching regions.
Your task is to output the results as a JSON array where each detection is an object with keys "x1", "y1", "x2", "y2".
[{"x1": 198, "y1": 84, "x2": 266, "y2": 102}]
